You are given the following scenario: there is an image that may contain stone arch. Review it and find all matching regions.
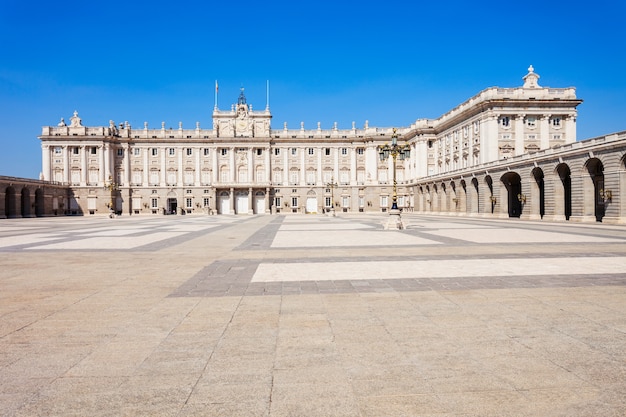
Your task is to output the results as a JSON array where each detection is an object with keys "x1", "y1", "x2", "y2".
[
  {"x1": 470, "y1": 177, "x2": 479, "y2": 214},
  {"x1": 500, "y1": 172, "x2": 522, "y2": 218},
  {"x1": 458, "y1": 179, "x2": 467, "y2": 214},
  {"x1": 439, "y1": 182, "x2": 447, "y2": 213},
  {"x1": 485, "y1": 176, "x2": 495, "y2": 214},
  {"x1": 554, "y1": 163, "x2": 572, "y2": 220},
  {"x1": 449, "y1": 181, "x2": 458, "y2": 213},
  {"x1": 583, "y1": 158, "x2": 605, "y2": 222},
  {"x1": 5, "y1": 186, "x2": 17, "y2": 218},
  {"x1": 432, "y1": 184, "x2": 439, "y2": 212},
  {"x1": 35, "y1": 188, "x2": 45, "y2": 217},
  {"x1": 21, "y1": 187, "x2": 31, "y2": 218},
  {"x1": 531, "y1": 167, "x2": 545, "y2": 219}
]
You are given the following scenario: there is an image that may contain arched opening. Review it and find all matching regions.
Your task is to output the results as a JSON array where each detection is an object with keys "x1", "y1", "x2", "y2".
[
  {"x1": 235, "y1": 190, "x2": 249, "y2": 214},
  {"x1": 449, "y1": 181, "x2": 457, "y2": 212},
  {"x1": 432, "y1": 184, "x2": 439, "y2": 212},
  {"x1": 531, "y1": 168, "x2": 545, "y2": 219},
  {"x1": 585, "y1": 158, "x2": 605, "y2": 222},
  {"x1": 305, "y1": 189, "x2": 317, "y2": 214},
  {"x1": 439, "y1": 182, "x2": 447, "y2": 213},
  {"x1": 218, "y1": 191, "x2": 230, "y2": 214},
  {"x1": 254, "y1": 191, "x2": 266, "y2": 214},
  {"x1": 470, "y1": 178, "x2": 479, "y2": 214},
  {"x1": 21, "y1": 188, "x2": 31, "y2": 217},
  {"x1": 5, "y1": 186, "x2": 17, "y2": 218},
  {"x1": 460, "y1": 180, "x2": 467, "y2": 214},
  {"x1": 501, "y1": 172, "x2": 522, "y2": 218},
  {"x1": 485, "y1": 176, "x2": 495, "y2": 214},
  {"x1": 166, "y1": 190, "x2": 178, "y2": 215},
  {"x1": 555, "y1": 163, "x2": 571, "y2": 220},
  {"x1": 35, "y1": 189, "x2": 44, "y2": 217}
]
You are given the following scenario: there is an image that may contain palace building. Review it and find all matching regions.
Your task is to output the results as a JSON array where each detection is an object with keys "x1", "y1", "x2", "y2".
[{"x1": 38, "y1": 66, "x2": 582, "y2": 216}]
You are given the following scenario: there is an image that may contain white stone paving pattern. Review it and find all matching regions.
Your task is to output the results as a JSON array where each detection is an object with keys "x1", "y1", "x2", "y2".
[{"x1": 252, "y1": 256, "x2": 626, "y2": 282}]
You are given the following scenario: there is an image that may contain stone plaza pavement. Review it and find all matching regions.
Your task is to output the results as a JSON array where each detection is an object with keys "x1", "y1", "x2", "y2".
[{"x1": 1, "y1": 213, "x2": 626, "y2": 417}]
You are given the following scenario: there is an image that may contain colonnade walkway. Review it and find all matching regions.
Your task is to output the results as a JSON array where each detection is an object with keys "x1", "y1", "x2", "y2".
[{"x1": 1, "y1": 213, "x2": 625, "y2": 416}]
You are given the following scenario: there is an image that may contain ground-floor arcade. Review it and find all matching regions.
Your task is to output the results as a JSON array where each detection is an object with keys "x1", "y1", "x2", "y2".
[{"x1": 414, "y1": 132, "x2": 626, "y2": 224}]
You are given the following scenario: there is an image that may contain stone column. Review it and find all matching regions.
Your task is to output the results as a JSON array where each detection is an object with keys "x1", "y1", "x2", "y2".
[
  {"x1": 300, "y1": 147, "x2": 306, "y2": 185},
  {"x1": 124, "y1": 144, "x2": 131, "y2": 186},
  {"x1": 177, "y1": 147, "x2": 184, "y2": 186},
  {"x1": 99, "y1": 145, "x2": 106, "y2": 184},
  {"x1": 540, "y1": 115, "x2": 550, "y2": 150},
  {"x1": 514, "y1": 114, "x2": 525, "y2": 156},
  {"x1": 103, "y1": 143, "x2": 111, "y2": 182},
  {"x1": 317, "y1": 147, "x2": 323, "y2": 185},
  {"x1": 247, "y1": 148, "x2": 253, "y2": 183},
  {"x1": 41, "y1": 145, "x2": 51, "y2": 182},
  {"x1": 63, "y1": 146, "x2": 70, "y2": 183},
  {"x1": 160, "y1": 147, "x2": 166, "y2": 186},
  {"x1": 143, "y1": 148, "x2": 149, "y2": 185},
  {"x1": 350, "y1": 148, "x2": 357, "y2": 184},
  {"x1": 283, "y1": 148, "x2": 289, "y2": 186},
  {"x1": 229, "y1": 187, "x2": 235, "y2": 215},
  {"x1": 229, "y1": 147, "x2": 235, "y2": 184},
  {"x1": 80, "y1": 146, "x2": 87, "y2": 186},
  {"x1": 195, "y1": 147, "x2": 201, "y2": 185},
  {"x1": 248, "y1": 187, "x2": 254, "y2": 214}
]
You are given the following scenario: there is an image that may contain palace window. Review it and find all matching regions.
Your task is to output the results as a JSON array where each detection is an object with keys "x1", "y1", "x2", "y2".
[
  {"x1": 151, "y1": 198, "x2": 158, "y2": 208},
  {"x1": 186, "y1": 148, "x2": 192, "y2": 156},
  {"x1": 308, "y1": 148, "x2": 314, "y2": 155},
  {"x1": 134, "y1": 148, "x2": 140, "y2": 156},
  {"x1": 203, "y1": 198, "x2": 209, "y2": 207},
  {"x1": 72, "y1": 147, "x2": 79, "y2": 155},
  {"x1": 117, "y1": 149, "x2": 124, "y2": 156},
  {"x1": 341, "y1": 148, "x2": 348, "y2": 155},
  {"x1": 186, "y1": 198, "x2": 193, "y2": 209},
  {"x1": 291, "y1": 148, "x2": 297, "y2": 156},
  {"x1": 325, "y1": 148, "x2": 331, "y2": 156},
  {"x1": 168, "y1": 148, "x2": 175, "y2": 156},
  {"x1": 274, "y1": 148, "x2": 280, "y2": 156},
  {"x1": 552, "y1": 117, "x2": 561, "y2": 126},
  {"x1": 526, "y1": 117, "x2": 536, "y2": 127},
  {"x1": 151, "y1": 148, "x2": 158, "y2": 156},
  {"x1": 203, "y1": 148, "x2": 210, "y2": 156},
  {"x1": 291, "y1": 197, "x2": 298, "y2": 207},
  {"x1": 500, "y1": 116, "x2": 510, "y2": 127},
  {"x1": 221, "y1": 148, "x2": 228, "y2": 156},
  {"x1": 90, "y1": 147, "x2": 97, "y2": 155},
  {"x1": 356, "y1": 148, "x2": 364, "y2": 155},
  {"x1": 275, "y1": 197, "x2": 281, "y2": 208},
  {"x1": 257, "y1": 148, "x2": 263, "y2": 156}
]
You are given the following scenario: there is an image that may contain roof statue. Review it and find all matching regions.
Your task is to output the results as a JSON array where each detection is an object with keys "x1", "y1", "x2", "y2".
[
  {"x1": 238, "y1": 87, "x2": 247, "y2": 105},
  {"x1": 69, "y1": 110, "x2": 82, "y2": 127},
  {"x1": 523, "y1": 65, "x2": 541, "y2": 88}
]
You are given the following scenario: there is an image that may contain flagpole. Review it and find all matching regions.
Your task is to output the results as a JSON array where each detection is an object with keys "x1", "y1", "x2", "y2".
[{"x1": 214, "y1": 80, "x2": 218, "y2": 110}]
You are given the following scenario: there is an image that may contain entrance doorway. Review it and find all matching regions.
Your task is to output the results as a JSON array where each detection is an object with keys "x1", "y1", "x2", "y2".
[
  {"x1": 218, "y1": 191, "x2": 230, "y2": 214},
  {"x1": 167, "y1": 198, "x2": 177, "y2": 214},
  {"x1": 254, "y1": 191, "x2": 265, "y2": 214},
  {"x1": 235, "y1": 191, "x2": 249, "y2": 214}
]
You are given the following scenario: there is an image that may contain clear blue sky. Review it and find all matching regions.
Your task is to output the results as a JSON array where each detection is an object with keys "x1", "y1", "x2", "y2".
[{"x1": 1, "y1": 0, "x2": 625, "y2": 178}]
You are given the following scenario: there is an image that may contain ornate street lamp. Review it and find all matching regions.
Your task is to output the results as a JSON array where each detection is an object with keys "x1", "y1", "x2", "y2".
[
  {"x1": 378, "y1": 128, "x2": 410, "y2": 229},
  {"x1": 103, "y1": 176, "x2": 119, "y2": 218},
  {"x1": 326, "y1": 176, "x2": 338, "y2": 216}
]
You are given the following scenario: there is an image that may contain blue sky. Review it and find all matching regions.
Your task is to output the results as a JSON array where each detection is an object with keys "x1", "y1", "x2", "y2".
[{"x1": 1, "y1": 0, "x2": 625, "y2": 178}]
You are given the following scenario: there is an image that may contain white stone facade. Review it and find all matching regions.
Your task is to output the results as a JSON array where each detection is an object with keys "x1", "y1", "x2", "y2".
[{"x1": 39, "y1": 67, "x2": 582, "y2": 216}]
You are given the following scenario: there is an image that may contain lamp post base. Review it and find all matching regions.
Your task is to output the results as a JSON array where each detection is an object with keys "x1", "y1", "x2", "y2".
[{"x1": 383, "y1": 209, "x2": 405, "y2": 230}]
